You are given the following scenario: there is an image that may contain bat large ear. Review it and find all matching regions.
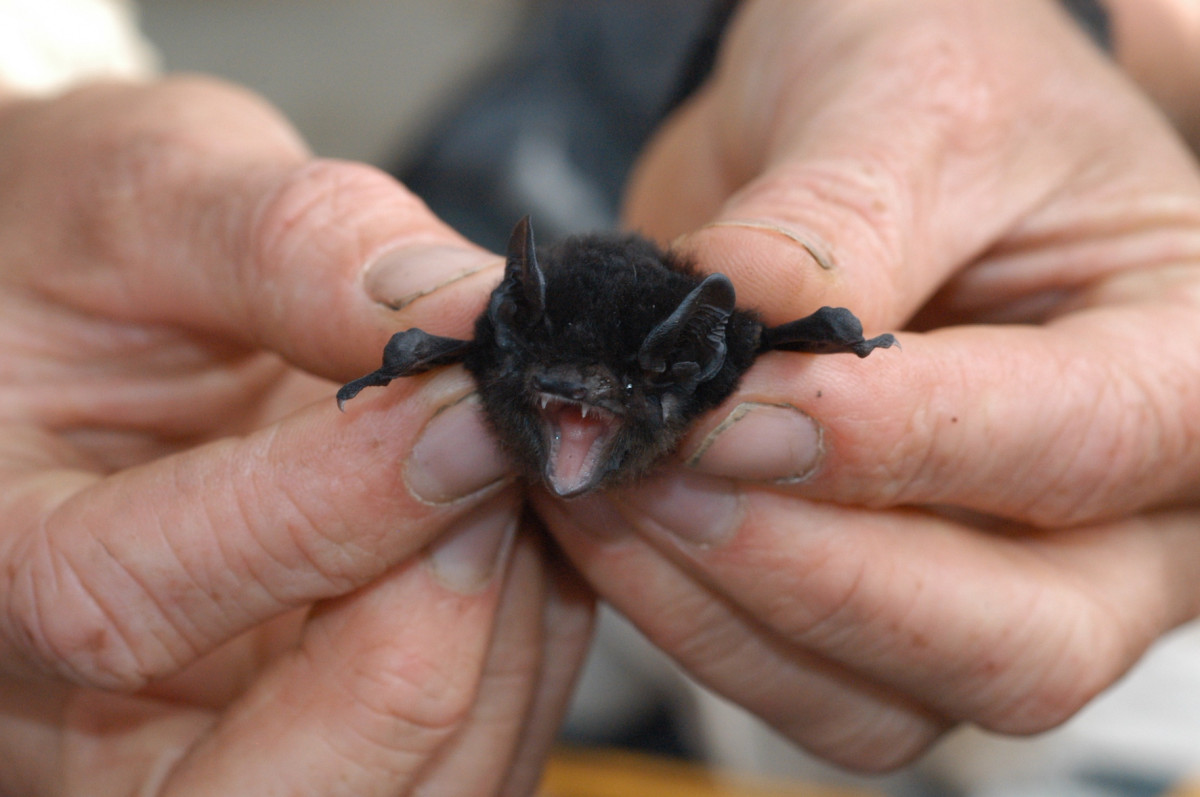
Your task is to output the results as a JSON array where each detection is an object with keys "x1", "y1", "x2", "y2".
[
  {"x1": 488, "y1": 216, "x2": 547, "y2": 349},
  {"x1": 638, "y1": 273, "x2": 736, "y2": 386}
]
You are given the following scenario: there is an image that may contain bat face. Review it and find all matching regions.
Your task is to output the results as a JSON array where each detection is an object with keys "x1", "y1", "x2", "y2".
[{"x1": 337, "y1": 217, "x2": 896, "y2": 498}]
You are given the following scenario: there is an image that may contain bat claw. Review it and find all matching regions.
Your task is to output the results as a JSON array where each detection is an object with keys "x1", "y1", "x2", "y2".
[
  {"x1": 852, "y1": 333, "x2": 899, "y2": 357},
  {"x1": 335, "y1": 372, "x2": 390, "y2": 410}
]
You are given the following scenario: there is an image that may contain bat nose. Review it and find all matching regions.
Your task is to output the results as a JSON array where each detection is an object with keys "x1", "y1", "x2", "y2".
[{"x1": 532, "y1": 374, "x2": 588, "y2": 401}]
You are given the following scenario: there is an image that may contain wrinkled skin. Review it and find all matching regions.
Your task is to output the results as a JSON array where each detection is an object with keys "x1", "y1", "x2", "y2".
[
  {"x1": 4, "y1": 0, "x2": 1200, "y2": 789},
  {"x1": 538, "y1": 0, "x2": 1200, "y2": 770},
  {"x1": 0, "y1": 79, "x2": 592, "y2": 795}
]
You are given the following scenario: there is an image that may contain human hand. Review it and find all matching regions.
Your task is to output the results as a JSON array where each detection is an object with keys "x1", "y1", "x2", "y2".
[
  {"x1": 538, "y1": 0, "x2": 1200, "y2": 769},
  {"x1": 0, "y1": 79, "x2": 591, "y2": 794}
]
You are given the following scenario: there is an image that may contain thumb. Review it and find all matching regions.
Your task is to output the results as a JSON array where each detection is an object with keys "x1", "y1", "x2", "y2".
[
  {"x1": 625, "y1": 0, "x2": 1130, "y2": 327},
  {"x1": 1, "y1": 77, "x2": 501, "y2": 381},
  {"x1": 0, "y1": 77, "x2": 525, "y2": 691}
]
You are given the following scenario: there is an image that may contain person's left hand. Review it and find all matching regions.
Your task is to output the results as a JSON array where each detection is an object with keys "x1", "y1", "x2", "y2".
[{"x1": 536, "y1": 0, "x2": 1200, "y2": 770}]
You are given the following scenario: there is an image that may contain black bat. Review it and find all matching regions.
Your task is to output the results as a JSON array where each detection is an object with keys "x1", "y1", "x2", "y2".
[{"x1": 338, "y1": 217, "x2": 895, "y2": 498}]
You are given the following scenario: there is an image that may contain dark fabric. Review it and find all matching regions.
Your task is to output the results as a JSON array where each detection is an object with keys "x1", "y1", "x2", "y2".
[
  {"x1": 392, "y1": 0, "x2": 1111, "y2": 253},
  {"x1": 1059, "y1": 0, "x2": 1113, "y2": 52},
  {"x1": 659, "y1": 0, "x2": 741, "y2": 116},
  {"x1": 391, "y1": 1, "x2": 725, "y2": 251}
]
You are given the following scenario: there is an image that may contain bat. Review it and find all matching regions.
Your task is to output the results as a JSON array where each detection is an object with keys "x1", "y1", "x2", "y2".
[{"x1": 338, "y1": 217, "x2": 896, "y2": 498}]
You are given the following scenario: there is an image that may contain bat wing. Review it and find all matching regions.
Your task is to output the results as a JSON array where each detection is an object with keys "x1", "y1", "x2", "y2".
[
  {"x1": 762, "y1": 306, "x2": 897, "y2": 357},
  {"x1": 337, "y1": 329, "x2": 473, "y2": 409}
]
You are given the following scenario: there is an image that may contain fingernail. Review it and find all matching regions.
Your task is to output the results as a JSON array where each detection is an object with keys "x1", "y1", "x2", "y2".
[
  {"x1": 406, "y1": 394, "x2": 512, "y2": 504},
  {"x1": 686, "y1": 402, "x2": 823, "y2": 483},
  {"x1": 364, "y1": 244, "x2": 501, "y2": 310},
  {"x1": 615, "y1": 471, "x2": 744, "y2": 548},
  {"x1": 426, "y1": 494, "x2": 518, "y2": 594},
  {"x1": 689, "y1": 219, "x2": 836, "y2": 270}
]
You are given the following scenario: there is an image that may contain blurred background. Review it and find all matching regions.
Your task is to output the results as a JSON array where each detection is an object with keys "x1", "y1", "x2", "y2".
[
  {"x1": 139, "y1": 0, "x2": 720, "y2": 250},
  {"x1": 142, "y1": 0, "x2": 524, "y2": 166},
  {"x1": 137, "y1": 3, "x2": 1200, "y2": 796}
]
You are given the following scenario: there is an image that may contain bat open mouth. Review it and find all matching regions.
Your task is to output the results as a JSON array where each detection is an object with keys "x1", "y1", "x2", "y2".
[{"x1": 535, "y1": 393, "x2": 621, "y2": 497}]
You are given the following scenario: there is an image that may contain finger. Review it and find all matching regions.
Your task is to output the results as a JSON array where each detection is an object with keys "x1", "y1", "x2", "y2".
[
  {"x1": 1, "y1": 493, "x2": 521, "y2": 795},
  {"x1": 0, "y1": 381, "x2": 516, "y2": 689},
  {"x1": 684, "y1": 287, "x2": 1200, "y2": 525},
  {"x1": 536, "y1": 491, "x2": 948, "y2": 771},
  {"x1": 158, "y1": 493, "x2": 519, "y2": 796},
  {"x1": 626, "y1": 0, "x2": 1198, "y2": 326},
  {"x1": 0, "y1": 680, "x2": 217, "y2": 796},
  {"x1": 498, "y1": 549, "x2": 594, "y2": 797},
  {"x1": 412, "y1": 529, "x2": 594, "y2": 796},
  {"x1": 563, "y1": 475, "x2": 1200, "y2": 738},
  {"x1": 0, "y1": 78, "x2": 501, "y2": 383},
  {"x1": 415, "y1": 532, "x2": 548, "y2": 796}
]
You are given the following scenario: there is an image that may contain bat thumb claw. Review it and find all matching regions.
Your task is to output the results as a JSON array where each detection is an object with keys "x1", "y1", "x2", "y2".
[
  {"x1": 335, "y1": 380, "x2": 369, "y2": 410},
  {"x1": 854, "y1": 333, "x2": 899, "y2": 357}
]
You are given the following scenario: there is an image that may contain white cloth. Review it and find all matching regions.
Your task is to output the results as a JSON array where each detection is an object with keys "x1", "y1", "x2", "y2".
[{"x1": 0, "y1": 0, "x2": 156, "y2": 94}]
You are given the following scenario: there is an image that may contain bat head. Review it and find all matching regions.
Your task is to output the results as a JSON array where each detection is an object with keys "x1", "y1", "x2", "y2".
[{"x1": 465, "y1": 217, "x2": 740, "y2": 498}]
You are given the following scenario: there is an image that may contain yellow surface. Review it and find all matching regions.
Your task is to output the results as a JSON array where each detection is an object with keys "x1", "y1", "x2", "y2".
[{"x1": 539, "y1": 748, "x2": 882, "y2": 797}]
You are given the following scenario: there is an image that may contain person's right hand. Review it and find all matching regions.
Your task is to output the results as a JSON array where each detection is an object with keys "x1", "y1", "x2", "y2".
[{"x1": 0, "y1": 78, "x2": 591, "y2": 795}]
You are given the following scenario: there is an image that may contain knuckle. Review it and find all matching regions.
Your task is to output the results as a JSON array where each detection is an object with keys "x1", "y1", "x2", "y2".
[
  {"x1": 292, "y1": 635, "x2": 477, "y2": 772},
  {"x1": 96, "y1": 76, "x2": 304, "y2": 165},
  {"x1": 1017, "y1": 356, "x2": 1187, "y2": 527},
  {"x1": 887, "y1": 13, "x2": 1010, "y2": 146},
  {"x1": 344, "y1": 645, "x2": 477, "y2": 740},
  {"x1": 249, "y1": 159, "x2": 423, "y2": 284},
  {"x1": 243, "y1": 159, "x2": 430, "y2": 341},
  {"x1": 769, "y1": 534, "x2": 876, "y2": 645},
  {"x1": 970, "y1": 601, "x2": 1129, "y2": 734},
  {"x1": 663, "y1": 599, "x2": 950, "y2": 772},
  {"x1": 977, "y1": 666, "x2": 1109, "y2": 737},
  {"x1": 4, "y1": 539, "x2": 157, "y2": 690},
  {"x1": 786, "y1": 709, "x2": 949, "y2": 773},
  {"x1": 59, "y1": 77, "x2": 306, "y2": 268}
]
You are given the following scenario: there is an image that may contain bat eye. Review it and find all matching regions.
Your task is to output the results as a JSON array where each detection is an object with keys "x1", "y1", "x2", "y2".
[{"x1": 624, "y1": 382, "x2": 635, "y2": 396}]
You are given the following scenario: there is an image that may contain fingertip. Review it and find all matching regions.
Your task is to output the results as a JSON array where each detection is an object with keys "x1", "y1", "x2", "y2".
[
  {"x1": 425, "y1": 490, "x2": 520, "y2": 594},
  {"x1": 404, "y1": 392, "x2": 514, "y2": 505},
  {"x1": 130, "y1": 155, "x2": 498, "y2": 384},
  {"x1": 671, "y1": 214, "x2": 909, "y2": 338},
  {"x1": 363, "y1": 243, "x2": 503, "y2": 315},
  {"x1": 241, "y1": 160, "x2": 498, "y2": 372},
  {"x1": 685, "y1": 401, "x2": 825, "y2": 484}
]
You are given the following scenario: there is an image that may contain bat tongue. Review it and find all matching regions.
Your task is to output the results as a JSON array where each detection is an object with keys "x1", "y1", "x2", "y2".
[{"x1": 541, "y1": 400, "x2": 618, "y2": 497}]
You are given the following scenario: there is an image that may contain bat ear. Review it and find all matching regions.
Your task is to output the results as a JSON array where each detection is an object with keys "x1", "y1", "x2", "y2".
[
  {"x1": 638, "y1": 273, "x2": 736, "y2": 386},
  {"x1": 489, "y1": 215, "x2": 547, "y2": 349}
]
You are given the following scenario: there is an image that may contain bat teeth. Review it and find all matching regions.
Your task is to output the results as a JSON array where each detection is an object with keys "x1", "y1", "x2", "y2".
[{"x1": 534, "y1": 391, "x2": 620, "y2": 421}]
